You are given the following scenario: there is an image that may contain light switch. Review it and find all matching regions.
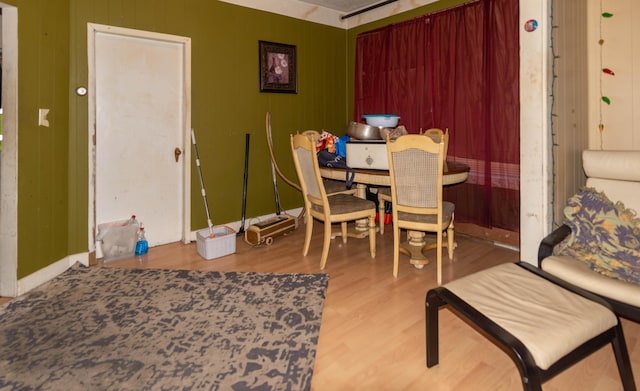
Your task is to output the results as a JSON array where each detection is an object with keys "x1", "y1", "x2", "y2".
[{"x1": 38, "y1": 108, "x2": 50, "y2": 127}]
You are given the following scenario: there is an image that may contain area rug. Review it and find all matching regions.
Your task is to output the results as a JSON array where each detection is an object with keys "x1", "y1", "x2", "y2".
[{"x1": 0, "y1": 264, "x2": 329, "y2": 390}]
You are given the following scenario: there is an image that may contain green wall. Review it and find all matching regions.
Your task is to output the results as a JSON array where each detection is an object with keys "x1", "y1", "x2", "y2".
[
  {"x1": 14, "y1": 0, "x2": 348, "y2": 277},
  {"x1": 11, "y1": 0, "x2": 465, "y2": 278},
  {"x1": 6, "y1": 0, "x2": 72, "y2": 278}
]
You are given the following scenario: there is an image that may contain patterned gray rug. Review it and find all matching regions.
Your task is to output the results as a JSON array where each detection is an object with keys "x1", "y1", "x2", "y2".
[{"x1": 0, "y1": 264, "x2": 329, "y2": 390}]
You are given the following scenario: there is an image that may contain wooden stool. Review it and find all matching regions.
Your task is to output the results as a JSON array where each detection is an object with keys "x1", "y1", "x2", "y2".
[{"x1": 426, "y1": 262, "x2": 636, "y2": 391}]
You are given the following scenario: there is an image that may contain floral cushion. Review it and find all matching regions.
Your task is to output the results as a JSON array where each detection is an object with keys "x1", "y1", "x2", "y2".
[{"x1": 554, "y1": 187, "x2": 640, "y2": 285}]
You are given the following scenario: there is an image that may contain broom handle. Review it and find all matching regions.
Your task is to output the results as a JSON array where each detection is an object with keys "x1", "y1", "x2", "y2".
[{"x1": 238, "y1": 133, "x2": 250, "y2": 234}]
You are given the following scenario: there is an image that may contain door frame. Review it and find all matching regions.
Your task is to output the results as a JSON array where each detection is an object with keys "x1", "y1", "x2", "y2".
[
  {"x1": 0, "y1": 6, "x2": 19, "y2": 296},
  {"x1": 87, "y1": 23, "x2": 192, "y2": 256}
]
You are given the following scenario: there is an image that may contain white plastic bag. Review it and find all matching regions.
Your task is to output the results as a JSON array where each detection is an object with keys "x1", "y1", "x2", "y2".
[{"x1": 96, "y1": 218, "x2": 139, "y2": 261}]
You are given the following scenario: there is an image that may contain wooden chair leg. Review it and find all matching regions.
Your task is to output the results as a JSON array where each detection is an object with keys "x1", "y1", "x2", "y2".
[
  {"x1": 447, "y1": 220, "x2": 454, "y2": 260},
  {"x1": 320, "y1": 221, "x2": 332, "y2": 269},
  {"x1": 393, "y1": 225, "x2": 400, "y2": 278},
  {"x1": 436, "y1": 231, "x2": 443, "y2": 286},
  {"x1": 378, "y1": 194, "x2": 385, "y2": 235},
  {"x1": 303, "y1": 212, "x2": 313, "y2": 256},
  {"x1": 341, "y1": 222, "x2": 348, "y2": 244}
]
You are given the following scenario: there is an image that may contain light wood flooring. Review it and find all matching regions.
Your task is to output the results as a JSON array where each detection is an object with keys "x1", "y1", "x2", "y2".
[{"x1": 3, "y1": 222, "x2": 639, "y2": 390}]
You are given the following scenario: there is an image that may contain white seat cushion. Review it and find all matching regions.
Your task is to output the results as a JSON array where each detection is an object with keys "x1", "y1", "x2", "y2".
[
  {"x1": 444, "y1": 263, "x2": 618, "y2": 370},
  {"x1": 542, "y1": 255, "x2": 640, "y2": 307}
]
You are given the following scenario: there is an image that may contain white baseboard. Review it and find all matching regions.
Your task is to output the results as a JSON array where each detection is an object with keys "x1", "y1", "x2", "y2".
[
  {"x1": 493, "y1": 241, "x2": 520, "y2": 252},
  {"x1": 14, "y1": 209, "x2": 303, "y2": 297},
  {"x1": 17, "y1": 253, "x2": 90, "y2": 296}
]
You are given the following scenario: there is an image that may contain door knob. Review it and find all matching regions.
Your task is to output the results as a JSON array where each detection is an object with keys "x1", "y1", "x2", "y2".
[{"x1": 174, "y1": 147, "x2": 182, "y2": 162}]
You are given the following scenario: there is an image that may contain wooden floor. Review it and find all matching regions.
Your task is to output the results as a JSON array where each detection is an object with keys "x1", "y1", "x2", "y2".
[{"x1": 3, "y1": 222, "x2": 639, "y2": 390}]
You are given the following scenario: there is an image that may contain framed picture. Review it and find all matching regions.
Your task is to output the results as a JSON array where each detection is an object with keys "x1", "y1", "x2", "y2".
[{"x1": 259, "y1": 40, "x2": 297, "y2": 94}]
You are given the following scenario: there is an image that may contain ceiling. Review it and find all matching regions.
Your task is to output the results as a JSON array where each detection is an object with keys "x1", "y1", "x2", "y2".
[{"x1": 297, "y1": 0, "x2": 390, "y2": 14}]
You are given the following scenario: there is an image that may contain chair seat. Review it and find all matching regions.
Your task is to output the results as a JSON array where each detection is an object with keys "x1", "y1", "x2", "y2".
[
  {"x1": 443, "y1": 263, "x2": 617, "y2": 370},
  {"x1": 310, "y1": 193, "x2": 375, "y2": 215},
  {"x1": 542, "y1": 255, "x2": 640, "y2": 307},
  {"x1": 397, "y1": 201, "x2": 454, "y2": 228}
]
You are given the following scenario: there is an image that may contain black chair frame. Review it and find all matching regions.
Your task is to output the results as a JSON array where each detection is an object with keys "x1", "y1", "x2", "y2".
[{"x1": 425, "y1": 262, "x2": 636, "y2": 391}]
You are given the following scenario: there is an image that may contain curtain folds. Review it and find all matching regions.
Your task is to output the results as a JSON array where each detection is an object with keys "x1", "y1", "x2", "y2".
[{"x1": 354, "y1": 0, "x2": 520, "y2": 231}]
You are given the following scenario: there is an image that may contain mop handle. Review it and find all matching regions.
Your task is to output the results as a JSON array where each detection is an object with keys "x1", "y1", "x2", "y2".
[{"x1": 191, "y1": 129, "x2": 215, "y2": 237}]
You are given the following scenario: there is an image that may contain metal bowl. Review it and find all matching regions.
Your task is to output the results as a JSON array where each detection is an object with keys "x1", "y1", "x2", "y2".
[{"x1": 346, "y1": 121, "x2": 382, "y2": 140}]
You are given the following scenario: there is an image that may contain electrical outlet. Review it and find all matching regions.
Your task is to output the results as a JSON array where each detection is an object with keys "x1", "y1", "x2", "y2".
[{"x1": 38, "y1": 108, "x2": 50, "y2": 127}]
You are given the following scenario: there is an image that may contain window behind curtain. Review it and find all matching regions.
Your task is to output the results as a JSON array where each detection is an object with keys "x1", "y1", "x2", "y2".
[{"x1": 354, "y1": 0, "x2": 520, "y2": 232}]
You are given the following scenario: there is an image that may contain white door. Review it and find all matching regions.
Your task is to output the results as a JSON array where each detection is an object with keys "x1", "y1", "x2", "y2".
[{"x1": 88, "y1": 24, "x2": 191, "y2": 256}]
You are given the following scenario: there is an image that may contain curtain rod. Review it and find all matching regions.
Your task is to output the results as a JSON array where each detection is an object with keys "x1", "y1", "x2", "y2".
[{"x1": 341, "y1": 0, "x2": 398, "y2": 20}]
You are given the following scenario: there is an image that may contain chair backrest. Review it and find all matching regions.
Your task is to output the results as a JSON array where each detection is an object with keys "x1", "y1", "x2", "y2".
[
  {"x1": 291, "y1": 133, "x2": 329, "y2": 213},
  {"x1": 583, "y1": 150, "x2": 640, "y2": 212},
  {"x1": 421, "y1": 128, "x2": 449, "y2": 159},
  {"x1": 386, "y1": 134, "x2": 445, "y2": 214}
]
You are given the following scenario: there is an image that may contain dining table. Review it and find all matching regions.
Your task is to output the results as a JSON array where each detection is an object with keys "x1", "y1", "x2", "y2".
[{"x1": 319, "y1": 160, "x2": 470, "y2": 269}]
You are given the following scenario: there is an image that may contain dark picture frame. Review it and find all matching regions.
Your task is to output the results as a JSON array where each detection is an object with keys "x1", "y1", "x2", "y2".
[{"x1": 259, "y1": 40, "x2": 297, "y2": 94}]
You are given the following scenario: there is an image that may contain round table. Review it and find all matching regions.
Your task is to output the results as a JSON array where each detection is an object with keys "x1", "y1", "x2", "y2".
[
  {"x1": 319, "y1": 160, "x2": 470, "y2": 188},
  {"x1": 319, "y1": 161, "x2": 470, "y2": 267}
]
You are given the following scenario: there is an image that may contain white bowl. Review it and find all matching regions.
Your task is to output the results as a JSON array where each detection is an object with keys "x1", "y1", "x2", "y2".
[{"x1": 362, "y1": 114, "x2": 400, "y2": 128}]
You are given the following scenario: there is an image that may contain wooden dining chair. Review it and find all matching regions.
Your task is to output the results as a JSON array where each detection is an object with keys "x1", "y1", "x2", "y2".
[
  {"x1": 290, "y1": 133, "x2": 377, "y2": 269},
  {"x1": 378, "y1": 128, "x2": 448, "y2": 235},
  {"x1": 385, "y1": 134, "x2": 454, "y2": 284}
]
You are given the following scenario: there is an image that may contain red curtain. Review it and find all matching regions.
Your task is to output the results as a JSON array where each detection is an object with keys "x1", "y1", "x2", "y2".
[{"x1": 354, "y1": 0, "x2": 520, "y2": 232}]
